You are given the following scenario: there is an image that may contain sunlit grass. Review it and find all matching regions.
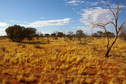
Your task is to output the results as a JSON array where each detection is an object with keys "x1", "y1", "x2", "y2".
[{"x1": 0, "y1": 37, "x2": 126, "y2": 84}]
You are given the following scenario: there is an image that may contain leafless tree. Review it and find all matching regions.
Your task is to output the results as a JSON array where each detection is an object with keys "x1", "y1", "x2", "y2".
[{"x1": 93, "y1": 1, "x2": 125, "y2": 57}]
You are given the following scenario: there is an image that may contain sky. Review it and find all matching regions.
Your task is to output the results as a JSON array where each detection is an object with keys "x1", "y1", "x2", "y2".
[{"x1": 0, "y1": 0, "x2": 125, "y2": 35}]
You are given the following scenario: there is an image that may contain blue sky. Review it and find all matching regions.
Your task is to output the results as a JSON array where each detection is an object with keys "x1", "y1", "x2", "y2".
[{"x1": 0, "y1": 0, "x2": 125, "y2": 35}]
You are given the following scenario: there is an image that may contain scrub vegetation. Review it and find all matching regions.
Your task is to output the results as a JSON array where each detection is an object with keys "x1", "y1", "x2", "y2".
[{"x1": 0, "y1": 36, "x2": 126, "y2": 84}]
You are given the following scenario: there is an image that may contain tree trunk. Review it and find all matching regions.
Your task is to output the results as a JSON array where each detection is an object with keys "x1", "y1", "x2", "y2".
[{"x1": 105, "y1": 36, "x2": 118, "y2": 57}]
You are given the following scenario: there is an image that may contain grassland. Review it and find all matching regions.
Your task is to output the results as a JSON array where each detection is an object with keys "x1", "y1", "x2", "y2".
[{"x1": 0, "y1": 37, "x2": 126, "y2": 84}]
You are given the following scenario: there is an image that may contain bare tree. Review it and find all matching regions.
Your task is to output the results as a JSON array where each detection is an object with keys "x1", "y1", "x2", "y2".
[{"x1": 92, "y1": 1, "x2": 125, "y2": 57}]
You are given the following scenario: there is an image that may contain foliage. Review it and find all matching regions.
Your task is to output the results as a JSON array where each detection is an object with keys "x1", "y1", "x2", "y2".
[
  {"x1": 44, "y1": 34, "x2": 50, "y2": 37},
  {"x1": 92, "y1": 31, "x2": 115, "y2": 37},
  {"x1": 56, "y1": 32, "x2": 65, "y2": 37},
  {"x1": 5, "y1": 25, "x2": 36, "y2": 42},
  {"x1": 24, "y1": 28, "x2": 36, "y2": 40},
  {"x1": 76, "y1": 30, "x2": 86, "y2": 43},
  {"x1": 5, "y1": 25, "x2": 25, "y2": 42},
  {"x1": 76, "y1": 30, "x2": 86, "y2": 38},
  {"x1": 67, "y1": 31, "x2": 75, "y2": 40}
]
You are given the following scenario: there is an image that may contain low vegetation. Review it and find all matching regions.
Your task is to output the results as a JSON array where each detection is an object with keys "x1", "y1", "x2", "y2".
[
  {"x1": 0, "y1": 37, "x2": 126, "y2": 84},
  {"x1": 6, "y1": 25, "x2": 36, "y2": 42}
]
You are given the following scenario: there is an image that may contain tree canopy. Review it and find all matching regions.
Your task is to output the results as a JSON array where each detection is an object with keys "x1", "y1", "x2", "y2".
[{"x1": 5, "y1": 25, "x2": 36, "y2": 42}]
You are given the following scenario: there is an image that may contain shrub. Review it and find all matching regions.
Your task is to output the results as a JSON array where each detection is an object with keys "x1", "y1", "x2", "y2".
[{"x1": 5, "y1": 25, "x2": 36, "y2": 42}]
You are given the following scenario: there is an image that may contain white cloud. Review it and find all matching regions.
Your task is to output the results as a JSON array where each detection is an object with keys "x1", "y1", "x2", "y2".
[
  {"x1": 67, "y1": 0, "x2": 99, "y2": 6},
  {"x1": 86, "y1": 1, "x2": 99, "y2": 6},
  {"x1": 0, "y1": 22, "x2": 9, "y2": 35},
  {"x1": 0, "y1": 22, "x2": 8, "y2": 27},
  {"x1": 67, "y1": 0, "x2": 81, "y2": 5},
  {"x1": 0, "y1": 18, "x2": 71, "y2": 35},
  {"x1": 0, "y1": 28, "x2": 6, "y2": 36},
  {"x1": 80, "y1": 7, "x2": 113, "y2": 26},
  {"x1": 100, "y1": 1, "x2": 126, "y2": 8},
  {"x1": 67, "y1": 0, "x2": 126, "y2": 8},
  {"x1": 27, "y1": 18, "x2": 71, "y2": 28}
]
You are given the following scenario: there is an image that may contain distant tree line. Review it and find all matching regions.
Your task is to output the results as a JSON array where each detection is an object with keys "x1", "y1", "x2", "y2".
[
  {"x1": 36, "y1": 30, "x2": 85, "y2": 38},
  {"x1": 5, "y1": 24, "x2": 126, "y2": 43},
  {"x1": 92, "y1": 31, "x2": 115, "y2": 37},
  {"x1": 37, "y1": 30, "x2": 115, "y2": 38}
]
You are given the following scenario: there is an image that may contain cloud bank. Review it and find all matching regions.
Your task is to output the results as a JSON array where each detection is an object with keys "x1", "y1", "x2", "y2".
[
  {"x1": 80, "y1": 7, "x2": 113, "y2": 26},
  {"x1": 0, "y1": 22, "x2": 9, "y2": 35},
  {"x1": 27, "y1": 18, "x2": 71, "y2": 28},
  {"x1": 0, "y1": 22, "x2": 8, "y2": 27},
  {"x1": 66, "y1": 0, "x2": 99, "y2": 6},
  {"x1": 67, "y1": 0, "x2": 82, "y2": 5},
  {"x1": 0, "y1": 18, "x2": 71, "y2": 35}
]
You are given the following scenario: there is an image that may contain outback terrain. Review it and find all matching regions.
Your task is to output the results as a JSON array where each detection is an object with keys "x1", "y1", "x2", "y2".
[{"x1": 0, "y1": 37, "x2": 126, "y2": 84}]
